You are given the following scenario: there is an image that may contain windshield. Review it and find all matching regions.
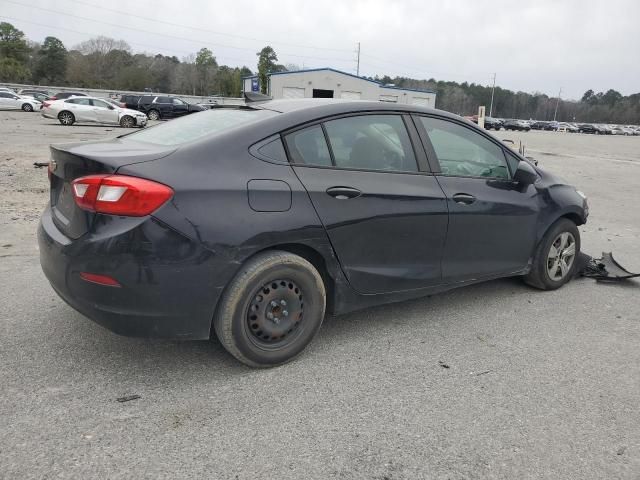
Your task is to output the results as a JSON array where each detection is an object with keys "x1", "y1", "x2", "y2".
[{"x1": 124, "y1": 108, "x2": 276, "y2": 146}]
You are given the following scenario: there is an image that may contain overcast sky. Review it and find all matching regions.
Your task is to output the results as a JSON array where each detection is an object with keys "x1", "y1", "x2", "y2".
[{"x1": 2, "y1": 0, "x2": 638, "y2": 99}]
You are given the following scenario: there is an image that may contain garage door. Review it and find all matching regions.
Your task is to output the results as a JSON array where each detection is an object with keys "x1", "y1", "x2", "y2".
[
  {"x1": 340, "y1": 91, "x2": 362, "y2": 100},
  {"x1": 282, "y1": 87, "x2": 305, "y2": 99},
  {"x1": 412, "y1": 97, "x2": 430, "y2": 107},
  {"x1": 379, "y1": 95, "x2": 398, "y2": 103}
]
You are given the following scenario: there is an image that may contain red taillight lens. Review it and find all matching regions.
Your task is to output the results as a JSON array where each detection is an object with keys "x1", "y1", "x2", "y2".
[
  {"x1": 80, "y1": 272, "x2": 121, "y2": 287},
  {"x1": 43, "y1": 101, "x2": 52, "y2": 107},
  {"x1": 71, "y1": 174, "x2": 173, "y2": 216}
]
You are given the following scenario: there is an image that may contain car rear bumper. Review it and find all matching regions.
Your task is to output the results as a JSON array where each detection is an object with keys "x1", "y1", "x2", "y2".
[{"x1": 38, "y1": 205, "x2": 222, "y2": 339}]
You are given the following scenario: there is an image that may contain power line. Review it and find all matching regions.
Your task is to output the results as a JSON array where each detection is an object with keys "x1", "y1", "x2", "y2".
[
  {"x1": 1, "y1": 0, "x2": 355, "y2": 64},
  {"x1": 63, "y1": 0, "x2": 354, "y2": 54}
]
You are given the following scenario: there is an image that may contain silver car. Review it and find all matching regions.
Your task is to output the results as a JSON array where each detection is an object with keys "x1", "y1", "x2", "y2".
[
  {"x1": 0, "y1": 91, "x2": 42, "y2": 112},
  {"x1": 42, "y1": 96, "x2": 148, "y2": 127}
]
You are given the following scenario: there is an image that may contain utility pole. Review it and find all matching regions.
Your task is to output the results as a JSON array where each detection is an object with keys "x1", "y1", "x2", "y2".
[
  {"x1": 489, "y1": 73, "x2": 496, "y2": 117},
  {"x1": 553, "y1": 87, "x2": 562, "y2": 121},
  {"x1": 356, "y1": 42, "x2": 361, "y2": 76}
]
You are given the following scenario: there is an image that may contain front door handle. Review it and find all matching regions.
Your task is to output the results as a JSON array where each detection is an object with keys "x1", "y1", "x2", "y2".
[
  {"x1": 326, "y1": 186, "x2": 362, "y2": 200},
  {"x1": 452, "y1": 193, "x2": 476, "y2": 205}
]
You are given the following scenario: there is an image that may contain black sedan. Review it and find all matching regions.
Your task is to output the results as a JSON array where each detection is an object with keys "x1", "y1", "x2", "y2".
[
  {"x1": 137, "y1": 95, "x2": 205, "y2": 120},
  {"x1": 503, "y1": 119, "x2": 531, "y2": 131},
  {"x1": 38, "y1": 100, "x2": 588, "y2": 367}
]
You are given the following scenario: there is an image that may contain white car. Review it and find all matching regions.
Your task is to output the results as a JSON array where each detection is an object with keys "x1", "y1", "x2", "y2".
[
  {"x1": 0, "y1": 91, "x2": 42, "y2": 112},
  {"x1": 42, "y1": 96, "x2": 148, "y2": 127}
]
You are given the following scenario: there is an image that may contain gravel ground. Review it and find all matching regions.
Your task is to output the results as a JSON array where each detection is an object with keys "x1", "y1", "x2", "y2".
[{"x1": 1, "y1": 110, "x2": 639, "y2": 479}]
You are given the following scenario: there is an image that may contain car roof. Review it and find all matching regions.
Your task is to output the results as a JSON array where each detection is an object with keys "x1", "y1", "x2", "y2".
[{"x1": 252, "y1": 98, "x2": 458, "y2": 120}]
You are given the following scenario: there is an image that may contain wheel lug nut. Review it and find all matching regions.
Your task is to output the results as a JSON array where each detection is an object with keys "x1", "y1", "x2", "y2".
[
  {"x1": 280, "y1": 299, "x2": 287, "y2": 306},
  {"x1": 270, "y1": 301, "x2": 278, "y2": 307},
  {"x1": 283, "y1": 310, "x2": 288, "y2": 317},
  {"x1": 266, "y1": 312, "x2": 274, "y2": 320}
]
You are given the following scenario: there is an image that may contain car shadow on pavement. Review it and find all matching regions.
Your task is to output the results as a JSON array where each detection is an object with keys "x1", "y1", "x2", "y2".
[{"x1": 45, "y1": 276, "x2": 537, "y2": 379}]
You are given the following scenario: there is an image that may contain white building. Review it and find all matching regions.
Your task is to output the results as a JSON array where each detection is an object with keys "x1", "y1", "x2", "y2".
[{"x1": 242, "y1": 68, "x2": 436, "y2": 107}]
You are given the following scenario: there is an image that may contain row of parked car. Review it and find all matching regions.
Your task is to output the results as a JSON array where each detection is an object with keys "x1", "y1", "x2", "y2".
[
  {"x1": 469, "y1": 115, "x2": 640, "y2": 135},
  {"x1": 0, "y1": 86, "x2": 208, "y2": 127}
]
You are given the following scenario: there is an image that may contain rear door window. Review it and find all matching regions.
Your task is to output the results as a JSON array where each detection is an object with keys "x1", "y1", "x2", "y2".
[
  {"x1": 67, "y1": 98, "x2": 91, "y2": 106},
  {"x1": 324, "y1": 115, "x2": 418, "y2": 172},
  {"x1": 284, "y1": 126, "x2": 332, "y2": 167}
]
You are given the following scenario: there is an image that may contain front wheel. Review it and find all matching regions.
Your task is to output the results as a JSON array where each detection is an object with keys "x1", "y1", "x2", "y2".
[
  {"x1": 119, "y1": 115, "x2": 135, "y2": 128},
  {"x1": 22, "y1": 103, "x2": 33, "y2": 112},
  {"x1": 213, "y1": 251, "x2": 326, "y2": 367},
  {"x1": 58, "y1": 111, "x2": 75, "y2": 126},
  {"x1": 525, "y1": 218, "x2": 580, "y2": 290}
]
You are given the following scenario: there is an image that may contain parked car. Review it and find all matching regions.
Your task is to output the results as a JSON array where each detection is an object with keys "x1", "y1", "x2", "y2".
[
  {"x1": 41, "y1": 96, "x2": 148, "y2": 127},
  {"x1": 137, "y1": 95, "x2": 205, "y2": 120},
  {"x1": 503, "y1": 119, "x2": 531, "y2": 131},
  {"x1": 104, "y1": 97, "x2": 126, "y2": 109},
  {"x1": 119, "y1": 94, "x2": 142, "y2": 110},
  {"x1": 529, "y1": 121, "x2": 548, "y2": 130},
  {"x1": 483, "y1": 116, "x2": 503, "y2": 130},
  {"x1": 18, "y1": 88, "x2": 50, "y2": 97},
  {"x1": 38, "y1": 100, "x2": 589, "y2": 367},
  {"x1": 23, "y1": 92, "x2": 51, "y2": 103},
  {"x1": 552, "y1": 122, "x2": 579, "y2": 133},
  {"x1": 49, "y1": 92, "x2": 88, "y2": 101},
  {"x1": 0, "y1": 91, "x2": 42, "y2": 111},
  {"x1": 577, "y1": 123, "x2": 603, "y2": 134}
]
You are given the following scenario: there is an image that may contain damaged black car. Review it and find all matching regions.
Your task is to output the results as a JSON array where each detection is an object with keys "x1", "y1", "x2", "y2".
[{"x1": 38, "y1": 99, "x2": 589, "y2": 367}]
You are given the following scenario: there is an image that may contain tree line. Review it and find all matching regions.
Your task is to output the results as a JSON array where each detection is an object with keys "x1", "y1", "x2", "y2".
[{"x1": 1, "y1": 21, "x2": 637, "y2": 123}]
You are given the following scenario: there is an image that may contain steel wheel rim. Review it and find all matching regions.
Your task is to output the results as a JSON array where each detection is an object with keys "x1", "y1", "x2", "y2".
[
  {"x1": 60, "y1": 112, "x2": 72, "y2": 124},
  {"x1": 148, "y1": 111, "x2": 159, "y2": 120},
  {"x1": 122, "y1": 117, "x2": 134, "y2": 127},
  {"x1": 246, "y1": 279, "x2": 304, "y2": 349},
  {"x1": 547, "y1": 232, "x2": 576, "y2": 281}
]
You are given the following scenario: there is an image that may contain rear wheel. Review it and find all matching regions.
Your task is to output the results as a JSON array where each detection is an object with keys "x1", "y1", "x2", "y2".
[
  {"x1": 119, "y1": 115, "x2": 135, "y2": 128},
  {"x1": 147, "y1": 109, "x2": 160, "y2": 121},
  {"x1": 22, "y1": 103, "x2": 33, "y2": 112},
  {"x1": 58, "y1": 111, "x2": 75, "y2": 126},
  {"x1": 525, "y1": 218, "x2": 580, "y2": 290},
  {"x1": 213, "y1": 251, "x2": 326, "y2": 368}
]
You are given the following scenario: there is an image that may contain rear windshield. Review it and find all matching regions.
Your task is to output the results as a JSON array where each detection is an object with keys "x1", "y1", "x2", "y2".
[{"x1": 124, "y1": 108, "x2": 277, "y2": 146}]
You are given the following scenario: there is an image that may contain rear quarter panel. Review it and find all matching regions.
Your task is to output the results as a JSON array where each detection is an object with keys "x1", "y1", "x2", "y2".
[{"x1": 116, "y1": 131, "x2": 345, "y2": 310}]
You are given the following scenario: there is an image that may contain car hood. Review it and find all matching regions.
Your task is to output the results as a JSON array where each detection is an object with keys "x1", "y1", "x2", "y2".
[{"x1": 118, "y1": 107, "x2": 146, "y2": 116}]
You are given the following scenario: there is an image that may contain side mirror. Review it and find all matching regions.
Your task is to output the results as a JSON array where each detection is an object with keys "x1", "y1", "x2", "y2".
[{"x1": 513, "y1": 161, "x2": 537, "y2": 185}]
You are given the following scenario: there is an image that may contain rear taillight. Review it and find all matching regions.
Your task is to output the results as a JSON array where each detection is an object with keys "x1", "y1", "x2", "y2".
[
  {"x1": 43, "y1": 101, "x2": 51, "y2": 107},
  {"x1": 119, "y1": 102, "x2": 126, "y2": 108},
  {"x1": 71, "y1": 174, "x2": 173, "y2": 216}
]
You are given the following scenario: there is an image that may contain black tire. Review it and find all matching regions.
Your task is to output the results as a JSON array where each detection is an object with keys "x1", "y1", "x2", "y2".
[
  {"x1": 119, "y1": 115, "x2": 135, "y2": 128},
  {"x1": 525, "y1": 218, "x2": 580, "y2": 290},
  {"x1": 22, "y1": 103, "x2": 33, "y2": 112},
  {"x1": 147, "y1": 109, "x2": 160, "y2": 121},
  {"x1": 58, "y1": 111, "x2": 75, "y2": 126},
  {"x1": 213, "y1": 251, "x2": 326, "y2": 367}
]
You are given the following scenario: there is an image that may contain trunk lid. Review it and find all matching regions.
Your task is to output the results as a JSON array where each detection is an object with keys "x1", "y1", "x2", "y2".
[{"x1": 49, "y1": 138, "x2": 176, "y2": 239}]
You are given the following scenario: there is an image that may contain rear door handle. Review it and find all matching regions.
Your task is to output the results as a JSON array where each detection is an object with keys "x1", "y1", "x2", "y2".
[
  {"x1": 452, "y1": 193, "x2": 476, "y2": 205},
  {"x1": 326, "y1": 186, "x2": 362, "y2": 200}
]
